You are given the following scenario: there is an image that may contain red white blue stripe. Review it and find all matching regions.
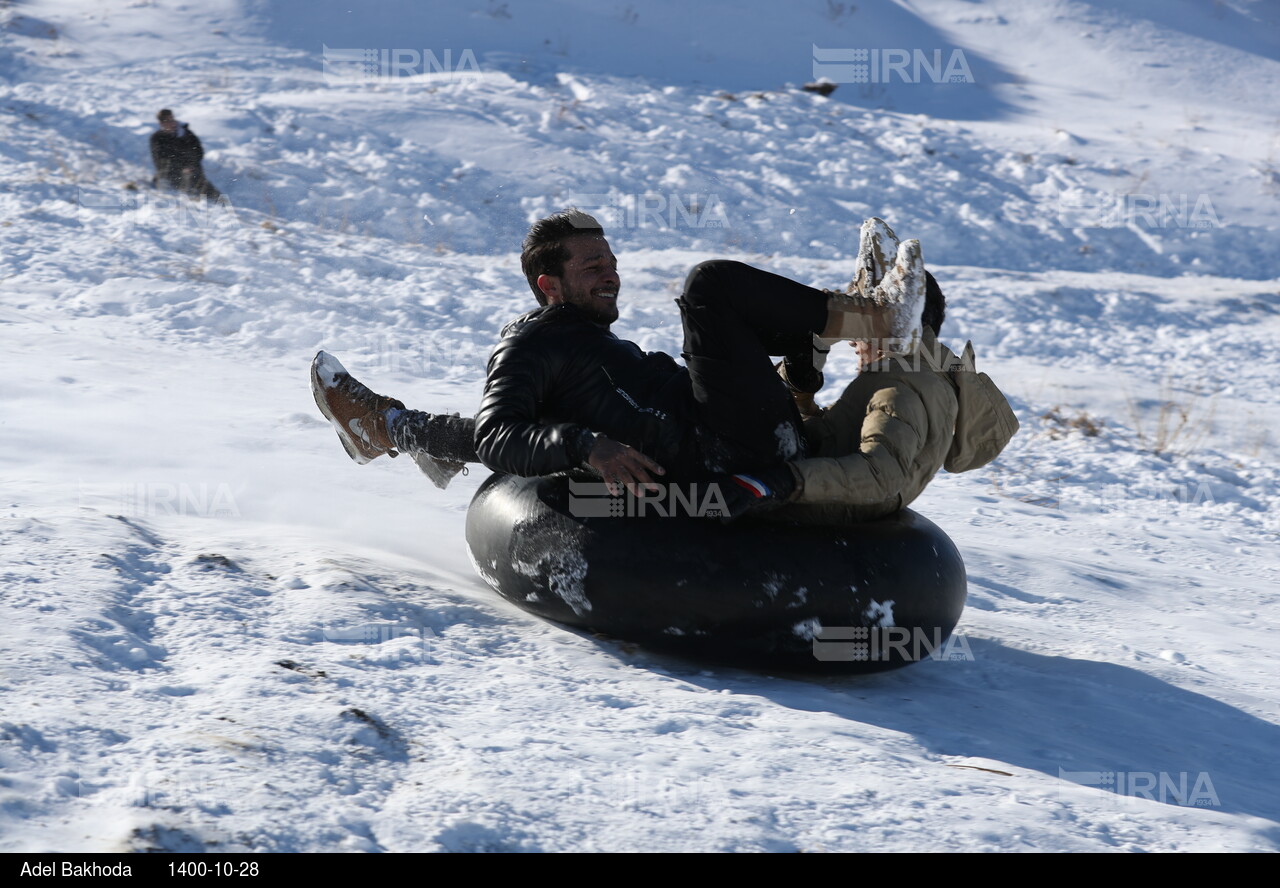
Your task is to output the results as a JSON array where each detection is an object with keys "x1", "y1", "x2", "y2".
[{"x1": 731, "y1": 474, "x2": 771, "y2": 498}]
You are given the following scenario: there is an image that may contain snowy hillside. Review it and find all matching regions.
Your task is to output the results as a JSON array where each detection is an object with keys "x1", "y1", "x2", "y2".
[{"x1": 1, "y1": 0, "x2": 1278, "y2": 852}]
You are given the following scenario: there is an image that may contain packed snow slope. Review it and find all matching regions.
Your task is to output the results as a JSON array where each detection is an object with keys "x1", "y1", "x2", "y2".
[{"x1": 2, "y1": 0, "x2": 1278, "y2": 853}]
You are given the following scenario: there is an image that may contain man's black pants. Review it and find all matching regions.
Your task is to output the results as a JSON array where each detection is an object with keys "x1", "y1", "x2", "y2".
[{"x1": 677, "y1": 260, "x2": 827, "y2": 472}]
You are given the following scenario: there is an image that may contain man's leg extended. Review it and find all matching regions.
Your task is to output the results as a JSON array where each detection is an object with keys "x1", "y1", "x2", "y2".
[
  {"x1": 678, "y1": 260, "x2": 830, "y2": 472},
  {"x1": 311, "y1": 351, "x2": 477, "y2": 489},
  {"x1": 386, "y1": 410, "x2": 477, "y2": 463}
]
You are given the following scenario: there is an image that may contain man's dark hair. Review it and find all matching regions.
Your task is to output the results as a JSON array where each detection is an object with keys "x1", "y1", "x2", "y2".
[
  {"x1": 157, "y1": 109, "x2": 174, "y2": 122},
  {"x1": 521, "y1": 209, "x2": 605, "y2": 305},
  {"x1": 923, "y1": 271, "x2": 946, "y2": 335}
]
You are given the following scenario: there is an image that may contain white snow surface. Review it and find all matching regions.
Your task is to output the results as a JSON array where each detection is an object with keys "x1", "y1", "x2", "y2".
[{"x1": 2, "y1": 0, "x2": 1279, "y2": 853}]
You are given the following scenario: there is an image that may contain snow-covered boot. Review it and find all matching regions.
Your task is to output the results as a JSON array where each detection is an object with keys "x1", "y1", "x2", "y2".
[
  {"x1": 820, "y1": 219, "x2": 905, "y2": 341},
  {"x1": 876, "y1": 239, "x2": 927, "y2": 353},
  {"x1": 850, "y1": 217, "x2": 900, "y2": 297},
  {"x1": 311, "y1": 351, "x2": 404, "y2": 464}
]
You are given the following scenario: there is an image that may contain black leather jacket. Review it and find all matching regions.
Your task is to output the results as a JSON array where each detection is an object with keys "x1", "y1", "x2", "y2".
[{"x1": 474, "y1": 304, "x2": 696, "y2": 477}]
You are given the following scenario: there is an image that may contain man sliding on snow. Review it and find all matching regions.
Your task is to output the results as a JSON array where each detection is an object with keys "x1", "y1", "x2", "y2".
[
  {"x1": 312, "y1": 210, "x2": 929, "y2": 510},
  {"x1": 150, "y1": 109, "x2": 222, "y2": 201}
]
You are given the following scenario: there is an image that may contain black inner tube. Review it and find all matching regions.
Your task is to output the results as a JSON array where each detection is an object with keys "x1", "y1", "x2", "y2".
[{"x1": 465, "y1": 472, "x2": 968, "y2": 673}]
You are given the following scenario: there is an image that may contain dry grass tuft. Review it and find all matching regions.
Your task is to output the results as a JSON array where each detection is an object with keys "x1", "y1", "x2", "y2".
[
  {"x1": 1127, "y1": 380, "x2": 1216, "y2": 456},
  {"x1": 1041, "y1": 406, "x2": 1104, "y2": 438}
]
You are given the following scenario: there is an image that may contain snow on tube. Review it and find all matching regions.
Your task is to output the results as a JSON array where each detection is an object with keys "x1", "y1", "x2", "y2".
[{"x1": 465, "y1": 472, "x2": 968, "y2": 673}]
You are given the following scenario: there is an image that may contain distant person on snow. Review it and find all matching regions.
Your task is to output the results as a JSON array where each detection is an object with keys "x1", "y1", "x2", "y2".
[
  {"x1": 150, "y1": 109, "x2": 221, "y2": 200},
  {"x1": 310, "y1": 212, "x2": 1013, "y2": 519}
]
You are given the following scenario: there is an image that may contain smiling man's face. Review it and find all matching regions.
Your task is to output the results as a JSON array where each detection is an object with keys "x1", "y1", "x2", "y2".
[{"x1": 538, "y1": 235, "x2": 620, "y2": 325}]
